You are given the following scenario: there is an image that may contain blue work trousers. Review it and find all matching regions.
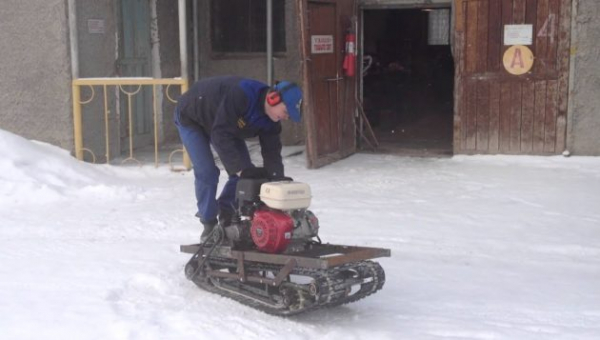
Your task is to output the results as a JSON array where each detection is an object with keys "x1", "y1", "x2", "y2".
[{"x1": 174, "y1": 108, "x2": 252, "y2": 223}]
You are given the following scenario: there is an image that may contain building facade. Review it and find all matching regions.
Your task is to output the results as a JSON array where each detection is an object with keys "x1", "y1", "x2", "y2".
[{"x1": 0, "y1": 0, "x2": 598, "y2": 168}]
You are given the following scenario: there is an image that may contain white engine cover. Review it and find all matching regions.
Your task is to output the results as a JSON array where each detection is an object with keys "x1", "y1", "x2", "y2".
[{"x1": 259, "y1": 181, "x2": 312, "y2": 210}]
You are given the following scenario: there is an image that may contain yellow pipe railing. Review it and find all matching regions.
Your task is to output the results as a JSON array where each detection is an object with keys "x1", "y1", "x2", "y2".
[{"x1": 71, "y1": 77, "x2": 191, "y2": 170}]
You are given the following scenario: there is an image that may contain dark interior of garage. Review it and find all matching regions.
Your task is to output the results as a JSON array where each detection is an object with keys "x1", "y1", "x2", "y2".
[{"x1": 361, "y1": 8, "x2": 454, "y2": 156}]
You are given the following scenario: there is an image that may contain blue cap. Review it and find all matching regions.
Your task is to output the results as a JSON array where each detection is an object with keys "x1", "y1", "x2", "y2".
[{"x1": 274, "y1": 81, "x2": 303, "y2": 122}]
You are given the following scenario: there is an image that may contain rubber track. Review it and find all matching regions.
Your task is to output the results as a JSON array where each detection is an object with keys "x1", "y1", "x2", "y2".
[{"x1": 186, "y1": 255, "x2": 386, "y2": 316}]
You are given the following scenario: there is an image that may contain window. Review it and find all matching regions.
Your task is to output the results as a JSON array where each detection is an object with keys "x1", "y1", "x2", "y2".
[
  {"x1": 211, "y1": 0, "x2": 286, "y2": 53},
  {"x1": 427, "y1": 9, "x2": 450, "y2": 46}
]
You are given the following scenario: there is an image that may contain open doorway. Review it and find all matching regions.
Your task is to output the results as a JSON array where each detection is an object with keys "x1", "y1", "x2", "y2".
[{"x1": 361, "y1": 8, "x2": 454, "y2": 156}]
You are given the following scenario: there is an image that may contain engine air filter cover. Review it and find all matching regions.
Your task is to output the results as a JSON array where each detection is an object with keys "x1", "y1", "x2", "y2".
[{"x1": 259, "y1": 181, "x2": 312, "y2": 210}]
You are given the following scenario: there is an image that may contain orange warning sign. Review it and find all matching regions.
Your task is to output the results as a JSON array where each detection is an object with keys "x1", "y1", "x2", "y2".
[{"x1": 503, "y1": 45, "x2": 534, "y2": 75}]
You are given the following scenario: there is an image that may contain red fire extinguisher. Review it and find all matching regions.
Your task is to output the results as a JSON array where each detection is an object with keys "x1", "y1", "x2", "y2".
[{"x1": 342, "y1": 31, "x2": 356, "y2": 77}]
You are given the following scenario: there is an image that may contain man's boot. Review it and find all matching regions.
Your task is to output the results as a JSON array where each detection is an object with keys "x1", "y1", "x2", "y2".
[{"x1": 200, "y1": 219, "x2": 217, "y2": 243}]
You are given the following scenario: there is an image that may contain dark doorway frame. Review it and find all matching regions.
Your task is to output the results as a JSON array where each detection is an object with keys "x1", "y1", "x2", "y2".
[{"x1": 358, "y1": 1, "x2": 455, "y2": 156}]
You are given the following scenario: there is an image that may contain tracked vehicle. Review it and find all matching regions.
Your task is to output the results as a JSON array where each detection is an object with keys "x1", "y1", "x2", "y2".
[{"x1": 181, "y1": 175, "x2": 390, "y2": 316}]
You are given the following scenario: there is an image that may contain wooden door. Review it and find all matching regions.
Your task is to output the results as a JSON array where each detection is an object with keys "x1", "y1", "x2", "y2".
[
  {"x1": 454, "y1": 0, "x2": 572, "y2": 154},
  {"x1": 300, "y1": 0, "x2": 357, "y2": 168}
]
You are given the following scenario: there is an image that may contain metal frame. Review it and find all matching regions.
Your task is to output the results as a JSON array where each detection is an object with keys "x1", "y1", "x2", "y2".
[
  {"x1": 180, "y1": 243, "x2": 391, "y2": 270},
  {"x1": 71, "y1": 77, "x2": 189, "y2": 169}
]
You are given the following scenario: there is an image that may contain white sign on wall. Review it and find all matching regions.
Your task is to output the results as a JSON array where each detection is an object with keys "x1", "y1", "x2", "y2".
[
  {"x1": 87, "y1": 19, "x2": 105, "y2": 34},
  {"x1": 311, "y1": 35, "x2": 334, "y2": 54},
  {"x1": 504, "y1": 25, "x2": 533, "y2": 45}
]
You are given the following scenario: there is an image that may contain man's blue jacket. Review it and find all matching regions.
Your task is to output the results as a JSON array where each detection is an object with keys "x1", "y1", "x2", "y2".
[{"x1": 177, "y1": 76, "x2": 283, "y2": 177}]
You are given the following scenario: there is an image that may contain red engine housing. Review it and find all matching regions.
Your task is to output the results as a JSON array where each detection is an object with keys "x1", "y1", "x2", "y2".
[{"x1": 250, "y1": 210, "x2": 294, "y2": 253}]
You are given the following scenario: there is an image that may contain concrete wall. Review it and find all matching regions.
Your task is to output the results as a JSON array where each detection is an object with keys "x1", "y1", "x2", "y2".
[
  {"x1": 195, "y1": 0, "x2": 304, "y2": 145},
  {"x1": 77, "y1": 1, "x2": 117, "y2": 78},
  {"x1": 75, "y1": 0, "x2": 119, "y2": 161},
  {"x1": 0, "y1": 0, "x2": 73, "y2": 150},
  {"x1": 568, "y1": 0, "x2": 600, "y2": 156}
]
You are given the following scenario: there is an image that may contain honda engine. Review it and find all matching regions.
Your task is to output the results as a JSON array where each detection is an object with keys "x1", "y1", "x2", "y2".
[{"x1": 224, "y1": 178, "x2": 320, "y2": 253}]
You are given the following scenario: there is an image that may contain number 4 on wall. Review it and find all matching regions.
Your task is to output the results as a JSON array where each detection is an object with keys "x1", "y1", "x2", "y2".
[{"x1": 537, "y1": 14, "x2": 556, "y2": 44}]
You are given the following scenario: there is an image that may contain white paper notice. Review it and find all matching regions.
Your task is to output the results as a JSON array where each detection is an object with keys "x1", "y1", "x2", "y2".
[
  {"x1": 311, "y1": 35, "x2": 334, "y2": 54},
  {"x1": 504, "y1": 25, "x2": 533, "y2": 45}
]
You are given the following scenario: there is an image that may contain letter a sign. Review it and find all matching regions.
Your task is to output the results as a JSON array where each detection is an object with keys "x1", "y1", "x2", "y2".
[{"x1": 503, "y1": 45, "x2": 534, "y2": 75}]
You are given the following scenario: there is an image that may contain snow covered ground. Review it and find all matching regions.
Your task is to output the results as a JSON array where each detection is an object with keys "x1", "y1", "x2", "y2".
[{"x1": 1, "y1": 128, "x2": 599, "y2": 340}]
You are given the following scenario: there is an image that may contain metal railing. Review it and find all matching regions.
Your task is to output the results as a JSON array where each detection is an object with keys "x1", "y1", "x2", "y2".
[{"x1": 71, "y1": 77, "x2": 191, "y2": 170}]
